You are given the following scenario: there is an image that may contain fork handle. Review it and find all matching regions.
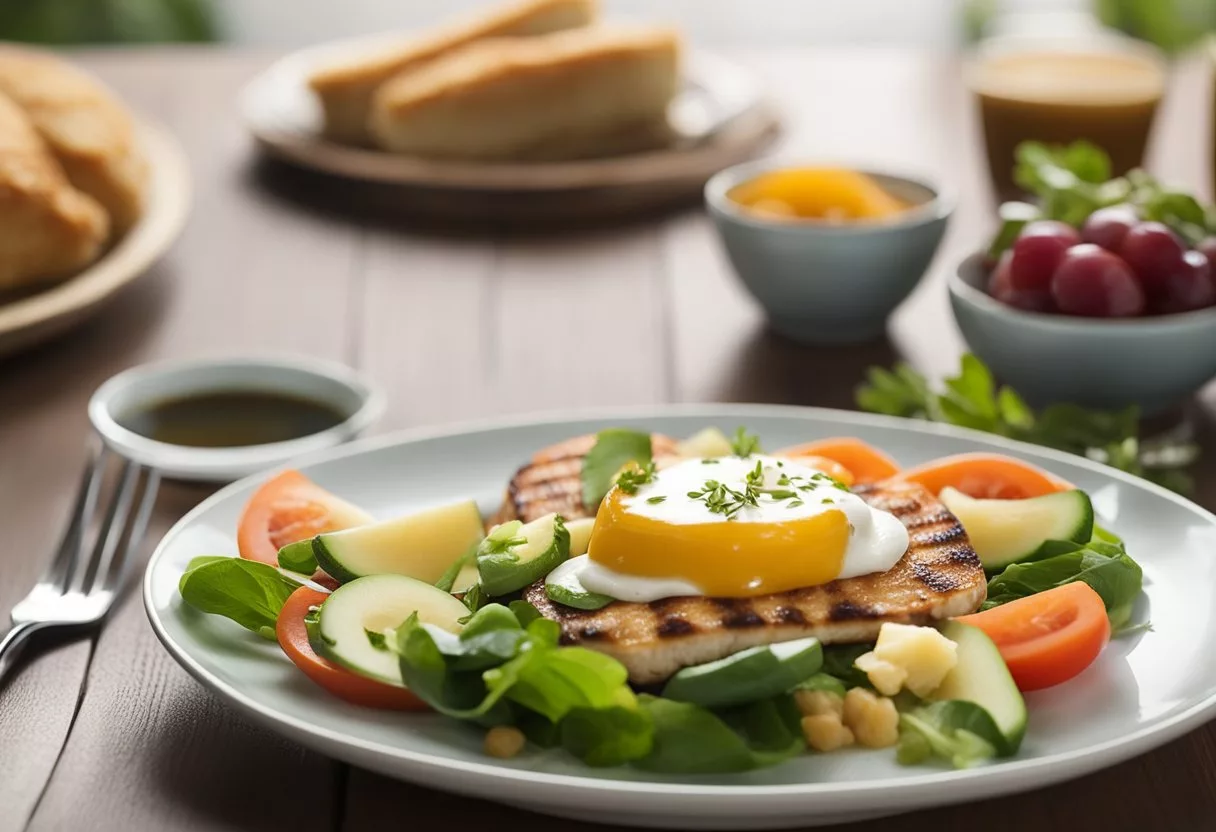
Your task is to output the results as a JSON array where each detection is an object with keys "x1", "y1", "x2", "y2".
[{"x1": 0, "y1": 622, "x2": 40, "y2": 687}]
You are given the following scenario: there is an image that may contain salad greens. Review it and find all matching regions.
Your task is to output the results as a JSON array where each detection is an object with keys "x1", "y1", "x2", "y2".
[
  {"x1": 984, "y1": 527, "x2": 1144, "y2": 631},
  {"x1": 857, "y1": 353, "x2": 1198, "y2": 494},
  {"x1": 581, "y1": 428, "x2": 654, "y2": 509},
  {"x1": 391, "y1": 601, "x2": 814, "y2": 772},
  {"x1": 989, "y1": 140, "x2": 1216, "y2": 253},
  {"x1": 178, "y1": 556, "x2": 301, "y2": 640},
  {"x1": 897, "y1": 701, "x2": 1001, "y2": 769}
]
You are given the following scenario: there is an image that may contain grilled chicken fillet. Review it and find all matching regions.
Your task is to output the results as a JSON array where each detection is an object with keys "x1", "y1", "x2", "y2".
[
  {"x1": 491, "y1": 432, "x2": 681, "y2": 526},
  {"x1": 523, "y1": 479, "x2": 986, "y2": 684}
]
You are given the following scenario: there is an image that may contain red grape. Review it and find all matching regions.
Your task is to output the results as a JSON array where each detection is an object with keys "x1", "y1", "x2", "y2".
[
  {"x1": 1120, "y1": 222, "x2": 1185, "y2": 296},
  {"x1": 989, "y1": 250, "x2": 1054, "y2": 312},
  {"x1": 1152, "y1": 250, "x2": 1216, "y2": 314},
  {"x1": 1009, "y1": 220, "x2": 1081, "y2": 292},
  {"x1": 1051, "y1": 244, "x2": 1145, "y2": 317},
  {"x1": 1081, "y1": 205, "x2": 1138, "y2": 251}
]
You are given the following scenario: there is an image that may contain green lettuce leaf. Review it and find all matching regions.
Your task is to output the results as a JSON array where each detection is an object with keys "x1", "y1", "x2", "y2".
[{"x1": 178, "y1": 556, "x2": 300, "y2": 640}]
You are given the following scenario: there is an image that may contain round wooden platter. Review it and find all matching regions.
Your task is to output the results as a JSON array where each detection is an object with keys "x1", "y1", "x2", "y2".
[
  {"x1": 0, "y1": 117, "x2": 191, "y2": 360},
  {"x1": 241, "y1": 34, "x2": 782, "y2": 225}
]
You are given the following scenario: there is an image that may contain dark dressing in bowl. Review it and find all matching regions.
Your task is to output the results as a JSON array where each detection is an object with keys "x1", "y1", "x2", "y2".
[{"x1": 117, "y1": 391, "x2": 349, "y2": 448}]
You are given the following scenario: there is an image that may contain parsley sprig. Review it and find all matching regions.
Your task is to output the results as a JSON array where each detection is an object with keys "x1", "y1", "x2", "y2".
[{"x1": 856, "y1": 353, "x2": 1198, "y2": 494}]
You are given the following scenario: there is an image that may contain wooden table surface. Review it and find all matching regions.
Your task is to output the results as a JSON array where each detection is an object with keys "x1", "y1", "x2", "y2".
[{"x1": 2, "y1": 46, "x2": 1216, "y2": 832}]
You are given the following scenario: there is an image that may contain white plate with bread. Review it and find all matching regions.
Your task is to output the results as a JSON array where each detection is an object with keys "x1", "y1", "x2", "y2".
[
  {"x1": 241, "y1": 0, "x2": 780, "y2": 222},
  {"x1": 0, "y1": 45, "x2": 190, "y2": 359}
]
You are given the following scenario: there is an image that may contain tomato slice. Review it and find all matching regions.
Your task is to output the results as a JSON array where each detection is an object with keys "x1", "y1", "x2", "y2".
[
  {"x1": 774, "y1": 437, "x2": 900, "y2": 485},
  {"x1": 956, "y1": 582, "x2": 1110, "y2": 691},
  {"x1": 770, "y1": 453, "x2": 855, "y2": 487},
  {"x1": 237, "y1": 471, "x2": 372, "y2": 566},
  {"x1": 276, "y1": 587, "x2": 428, "y2": 711},
  {"x1": 897, "y1": 453, "x2": 1072, "y2": 500}
]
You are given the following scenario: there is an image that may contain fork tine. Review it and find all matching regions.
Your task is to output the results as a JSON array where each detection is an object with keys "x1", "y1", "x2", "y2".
[
  {"x1": 98, "y1": 467, "x2": 160, "y2": 596},
  {"x1": 71, "y1": 458, "x2": 138, "y2": 595},
  {"x1": 43, "y1": 444, "x2": 109, "y2": 590}
]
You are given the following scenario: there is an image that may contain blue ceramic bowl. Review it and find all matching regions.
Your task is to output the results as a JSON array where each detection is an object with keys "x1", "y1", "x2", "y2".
[
  {"x1": 949, "y1": 253, "x2": 1216, "y2": 414},
  {"x1": 705, "y1": 161, "x2": 953, "y2": 344}
]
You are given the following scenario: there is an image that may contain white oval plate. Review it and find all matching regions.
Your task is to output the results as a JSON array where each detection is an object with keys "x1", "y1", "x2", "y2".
[
  {"x1": 0, "y1": 117, "x2": 191, "y2": 359},
  {"x1": 144, "y1": 405, "x2": 1216, "y2": 830}
]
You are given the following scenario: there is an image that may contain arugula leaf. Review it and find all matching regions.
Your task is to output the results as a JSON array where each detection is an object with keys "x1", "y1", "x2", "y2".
[
  {"x1": 855, "y1": 353, "x2": 1197, "y2": 494},
  {"x1": 820, "y1": 644, "x2": 873, "y2": 689},
  {"x1": 581, "y1": 429, "x2": 653, "y2": 509},
  {"x1": 898, "y1": 702, "x2": 999, "y2": 768},
  {"x1": 277, "y1": 539, "x2": 318, "y2": 575},
  {"x1": 560, "y1": 700, "x2": 654, "y2": 767},
  {"x1": 634, "y1": 695, "x2": 804, "y2": 773},
  {"x1": 178, "y1": 557, "x2": 300, "y2": 640},
  {"x1": 984, "y1": 533, "x2": 1144, "y2": 629}
]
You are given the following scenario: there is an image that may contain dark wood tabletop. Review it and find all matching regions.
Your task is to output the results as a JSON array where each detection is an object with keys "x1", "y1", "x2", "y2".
[{"x1": 2, "y1": 45, "x2": 1216, "y2": 832}]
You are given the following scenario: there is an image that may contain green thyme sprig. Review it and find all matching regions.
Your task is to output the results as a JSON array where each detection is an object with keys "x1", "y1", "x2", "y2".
[
  {"x1": 730, "y1": 427, "x2": 761, "y2": 457},
  {"x1": 616, "y1": 461, "x2": 657, "y2": 495}
]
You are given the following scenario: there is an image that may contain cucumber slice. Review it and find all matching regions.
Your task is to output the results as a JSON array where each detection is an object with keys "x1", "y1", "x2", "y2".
[
  {"x1": 676, "y1": 427, "x2": 734, "y2": 458},
  {"x1": 932, "y1": 621, "x2": 1027, "y2": 755},
  {"x1": 940, "y1": 487, "x2": 1093, "y2": 571},
  {"x1": 314, "y1": 574, "x2": 468, "y2": 685},
  {"x1": 477, "y1": 513, "x2": 570, "y2": 597},
  {"x1": 565, "y1": 517, "x2": 596, "y2": 557},
  {"x1": 545, "y1": 555, "x2": 614, "y2": 610},
  {"x1": 662, "y1": 637, "x2": 823, "y2": 709},
  {"x1": 311, "y1": 499, "x2": 484, "y2": 584}
]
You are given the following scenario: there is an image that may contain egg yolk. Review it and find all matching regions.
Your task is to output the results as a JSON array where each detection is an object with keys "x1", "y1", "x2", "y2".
[{"x1": 585, "y1": 489, "x2": 851, "y2": 597}]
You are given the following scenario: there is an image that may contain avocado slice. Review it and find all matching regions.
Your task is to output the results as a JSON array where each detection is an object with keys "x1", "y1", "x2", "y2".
[
  {"x1": 477, "y1": 513, "x2": 570, "y2": 597},
  {"x1": 662, "y1": 637, "x2": 823, "y2": 709}
]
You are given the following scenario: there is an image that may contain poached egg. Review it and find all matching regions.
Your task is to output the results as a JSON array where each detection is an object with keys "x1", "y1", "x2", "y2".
[{"x1": 550, "y1": 454, "x2": 909, "y2": 603}]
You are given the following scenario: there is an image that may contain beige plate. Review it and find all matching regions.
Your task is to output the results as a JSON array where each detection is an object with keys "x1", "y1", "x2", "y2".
[
  {"x1": 0, "y1": 117, "x2": 191, "y2": 359},
  {"x1": 240, "y1": 34, "x2": 781, "y2": 223}
]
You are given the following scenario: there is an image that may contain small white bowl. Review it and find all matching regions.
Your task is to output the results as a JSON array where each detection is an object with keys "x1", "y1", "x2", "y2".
[{"x1": 88, "y1": 354, "x2": 384, "y2": 482}]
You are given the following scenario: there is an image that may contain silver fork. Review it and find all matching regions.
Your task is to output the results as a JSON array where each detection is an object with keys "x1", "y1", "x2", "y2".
[{"x1": 0, "y1": 444, "x2": 160, "y2": 684}]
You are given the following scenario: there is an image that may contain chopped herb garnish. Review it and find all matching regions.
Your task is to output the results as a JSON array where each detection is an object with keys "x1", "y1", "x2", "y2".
[
  {"x1": 765, "y1": 489, "x2": 798, "y2": 500},
  {"x1": 616, "y1": 461, "x2": 657, "y2": 495},
  {"x1": 647, "y1": 495, "x2": 667, "y2": 505},
  {"x1": 701, "y1": 458, "x2": 720, "y2": 465},
  {"x1": 787, "y1": 500, "x2": 804, "y2": 509},
  {"x1": 730, "y1": 427, "x2": 761, "y2": 457},
  {"x1": 821, "y1": 497, "x2": 834, "y2": 504}
]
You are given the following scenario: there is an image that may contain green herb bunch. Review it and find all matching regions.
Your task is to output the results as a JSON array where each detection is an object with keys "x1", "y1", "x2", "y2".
[{"x1": 856, "y1": 353, "x2": 1197, "y2": 494}]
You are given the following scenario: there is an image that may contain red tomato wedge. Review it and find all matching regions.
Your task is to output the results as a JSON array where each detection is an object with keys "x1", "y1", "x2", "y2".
[
  {"x1": 896, "y1": 453, "x2": 1072, "y2": 500},
  {"x1": 276, "y1": 587, "x2": 428, "y2": 711},
  {"x1": 956, "y1": 582, "x2": 1110, "y2": 691},
  {"x1": 237, "y1": 470, "x2": 372, "y2": 567},
  {"x1": 774, "y1": 437, "x2": 900, "y2": 485}
]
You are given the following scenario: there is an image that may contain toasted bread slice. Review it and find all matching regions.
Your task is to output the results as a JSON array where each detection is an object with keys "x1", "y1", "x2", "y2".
[
  {"x1": 309, "y1": 0, "x2": 596, "y2": 145},
  {"x1": 525, "y1": 480, "x2": 987, "y2": 684},
  {"x1": 0, "y1": 45, "x2": 147, "y2": 235},
  {"x1": 0, "y1": 91, "x2": 109, "y2": 292},
  {"x1": 369, "y1": 26, "x2": 680, "y2": 160}
]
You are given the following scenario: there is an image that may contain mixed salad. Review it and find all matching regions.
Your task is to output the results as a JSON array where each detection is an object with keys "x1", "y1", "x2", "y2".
[{"x1": 179, "y1": 425, "x2": 1145, "y2": 774}]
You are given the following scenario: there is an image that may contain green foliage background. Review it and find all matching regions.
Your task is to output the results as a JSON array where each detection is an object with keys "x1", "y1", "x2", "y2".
[{"x1": 0, "y1": 0, "x2": 218, "y2": 44}]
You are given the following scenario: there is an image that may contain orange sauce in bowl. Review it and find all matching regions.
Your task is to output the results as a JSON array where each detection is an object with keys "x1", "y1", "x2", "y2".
[{"x1": 728, "y1": 168, "x2": 912, "y2": 223}]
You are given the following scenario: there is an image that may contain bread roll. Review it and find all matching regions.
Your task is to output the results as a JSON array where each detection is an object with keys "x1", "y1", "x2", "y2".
[
  {"x1": 0, "y1": 44, "x2": 148, "y2": 235},
  {"x1": 309, "y1": 0, "x2": 596, "y2": 145},
  {"x1": 0, "y1": 91, "x2": 109, "y2": 292},
  {"x1": 369, "y1": 26, "x2": 680, "y2": 160}
]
